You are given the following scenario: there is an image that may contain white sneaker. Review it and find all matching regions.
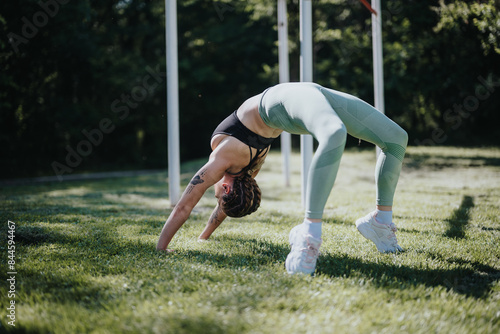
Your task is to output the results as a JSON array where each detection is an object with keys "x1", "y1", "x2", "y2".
[
  {"x1": 356, "y1": 212, "x2": 403, "y2": 253},
  {"x1": 285, "y1": 225, "x2": 322, "y2": 275}
]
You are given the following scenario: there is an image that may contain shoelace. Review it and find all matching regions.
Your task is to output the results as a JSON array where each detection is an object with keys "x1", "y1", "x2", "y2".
[
  {"x1": 387, "y1": 223, "x2": 399, "y2": 245},
  {"x1": 303, "y1": 242, "x2": 319, "y2": 263}
]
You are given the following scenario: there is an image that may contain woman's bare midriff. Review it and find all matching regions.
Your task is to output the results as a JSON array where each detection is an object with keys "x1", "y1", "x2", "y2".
[
  {"x1": 210, "y1": 93, "x2": 282, "y2": 175},
  {"x1": 236, "y1": 94, "x2": 283, "y2": 139}
]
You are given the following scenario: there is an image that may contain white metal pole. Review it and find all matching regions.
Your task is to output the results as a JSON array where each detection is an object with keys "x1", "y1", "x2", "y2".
[
  {"x1": 371, "y1": 0, "x2": 384, "y2": 157},
  {"x1": 278, "y1": 0, "x2": 291, "y2": 187},
  {"x1": 300, "y1": 0, "x2": 314, "y2": 206},
  {"x1": 166, "y1": 0, "x2": 181, "y2": 206}
]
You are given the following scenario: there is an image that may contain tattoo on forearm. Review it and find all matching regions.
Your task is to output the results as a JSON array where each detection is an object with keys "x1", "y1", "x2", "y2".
[
  {"x1": 186, "y1": 169, "x2": 207, "y2": 194},
  {"x1": 190, "y1": 175, "x2": 204, "y2": 185}
]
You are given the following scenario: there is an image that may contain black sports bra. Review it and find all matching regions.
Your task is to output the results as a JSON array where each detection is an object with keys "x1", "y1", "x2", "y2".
[{"x1": 212, "y1": 111, "x2": 276, "y2": 175}]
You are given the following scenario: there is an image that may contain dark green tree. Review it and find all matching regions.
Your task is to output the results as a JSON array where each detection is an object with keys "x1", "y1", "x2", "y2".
[{"x1": 1, "y1": 0, "x2": 498, "y2": 179}]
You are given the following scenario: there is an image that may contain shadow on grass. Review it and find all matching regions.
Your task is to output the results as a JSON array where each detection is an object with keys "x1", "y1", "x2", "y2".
[
  {"x1": 0, "y1": 224, "x2": 161, "y2": 309},
  {"x1": 181, "y1": 236, "x2": 289, "y2": 269},
  {"x1": 182, "y1": 234, "x2": 499, "y2": 299},
  {"x1": 316, "y1": 252, "x2": 499, "y2": 299},
  {"x1": 7, "y1": 219, "x2": 498, "y2": 303},
  {"x1": 12, "y1": 223, "x2": 158, "y2": 256},
  {"x1": 404, "y1": 153, "x2": 500, "y2": 170},
  {"x1": 444, "y1": 195, "x2": 474, "y2": 239},
  {"x1": 13, "y1": 225, "x2": 53, "y2": 245},
  {"x1": 16, "y1": 265, "x2": 114, "y2": 309},
  {"x1": 173, "y1": 234, "x2": 500, "y2": 300}
]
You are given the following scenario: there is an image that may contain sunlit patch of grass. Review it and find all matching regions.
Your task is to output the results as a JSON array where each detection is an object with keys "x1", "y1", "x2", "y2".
[{"x1": 0, "y1": 146, "x2": 499, "y2": 333}]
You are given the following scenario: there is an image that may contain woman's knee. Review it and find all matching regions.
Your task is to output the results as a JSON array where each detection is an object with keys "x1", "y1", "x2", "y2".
[
  {"x1": 384, "y1": 122, "x2": 408, "y2": 147},
  {"x1": 382, "y1": 125, "x2": 408, "y2": 162},
  {"x1": 396, "y1": 127, "x2": 408, "y2": 149},
  {"x1": 313, "y1": 124, "x2": 346, "y2": 169}
]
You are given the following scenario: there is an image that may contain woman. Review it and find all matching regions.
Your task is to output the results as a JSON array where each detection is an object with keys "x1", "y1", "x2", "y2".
[{"x1": 156, "y1": 82, "x2": 408, "y2": 275}]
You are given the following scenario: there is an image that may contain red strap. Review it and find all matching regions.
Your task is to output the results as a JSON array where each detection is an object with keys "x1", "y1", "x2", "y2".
[{"x1": 359, "y1": 0, "x2": 377, "y2": 15}]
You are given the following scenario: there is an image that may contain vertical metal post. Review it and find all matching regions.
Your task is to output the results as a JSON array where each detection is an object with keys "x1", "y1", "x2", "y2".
[
  {"x1": 278, "y1": 0, "x2": 291, "y2": 187},
  {"x1": 166, "y1": 0, "x2": 181, "y2": 206},
  {"x1": 371, "y1": 0, "x2": 384, "y2": 157},
  {"x1": 300, "y1": 0, "x2": 314, "y2": 206}
]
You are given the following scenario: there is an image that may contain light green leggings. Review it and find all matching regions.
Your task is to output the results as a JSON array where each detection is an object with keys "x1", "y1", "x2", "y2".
[{"x1": 259, "y1": 82, "x2": 408, "y2": 219}]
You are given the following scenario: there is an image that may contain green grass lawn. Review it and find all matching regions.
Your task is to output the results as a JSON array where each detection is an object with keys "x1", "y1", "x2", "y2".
[{"x1": 1, "y1": 146, "x2": 499, "y2": 334}]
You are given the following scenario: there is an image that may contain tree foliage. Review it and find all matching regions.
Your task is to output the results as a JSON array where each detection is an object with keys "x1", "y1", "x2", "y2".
[{"x1": 1, "y1": 0, "x2": 499, "y2": 178}]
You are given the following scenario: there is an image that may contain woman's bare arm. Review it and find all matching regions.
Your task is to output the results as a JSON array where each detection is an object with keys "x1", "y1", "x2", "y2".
[
  {"x1": 156, "y1": 155, "x2": 229, "y2": 251},
  {"x1": 197, "y1": 203, "x2": 227, "y2": 240}
]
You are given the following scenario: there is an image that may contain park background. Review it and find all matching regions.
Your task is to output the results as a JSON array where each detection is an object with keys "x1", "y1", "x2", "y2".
[
  {"x1": 1, "y1": 0, "x2": 499, "y2": 180},
  {"x1": 1, "y1": 1, "x2": 500, "y2": 333}
]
